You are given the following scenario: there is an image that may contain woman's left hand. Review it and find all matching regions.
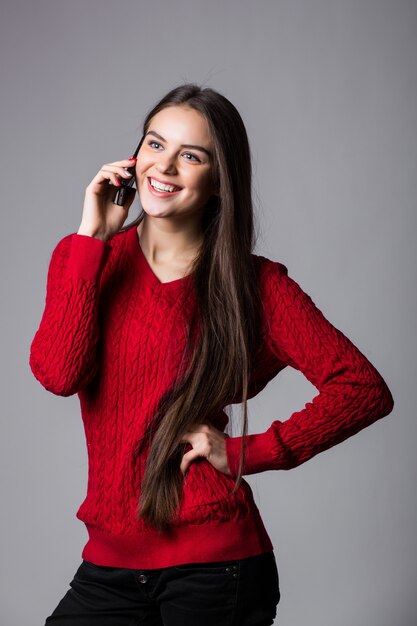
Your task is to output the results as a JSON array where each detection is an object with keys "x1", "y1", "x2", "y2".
[{"x1": 180, "y1": 424, "x2": 231, "y2": 476}]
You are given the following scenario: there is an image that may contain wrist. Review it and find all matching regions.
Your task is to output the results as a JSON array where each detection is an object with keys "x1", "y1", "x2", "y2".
[
  {"x1": 65, "y1": 232, "x2": 112, "y2": 281},
  {"x1": 225, "y1": 432, "x2": 277, "y2": 477},
  {"x1": 77, "y1": 226, "x2": 108, "y2": 242}
]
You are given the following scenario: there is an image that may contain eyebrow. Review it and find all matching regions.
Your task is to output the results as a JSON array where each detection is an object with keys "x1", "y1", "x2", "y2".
[{"x1": 145, "y1": 130, "x2": 212, "y2": 158}]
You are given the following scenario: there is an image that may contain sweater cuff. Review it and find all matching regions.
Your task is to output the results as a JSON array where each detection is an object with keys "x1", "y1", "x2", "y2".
[
  {"x1": 225, "y1": 432, "x2": 277, "y2": 477},
  {"x1": 65, "y1": 234, "x2": 111, "y2": 282}
]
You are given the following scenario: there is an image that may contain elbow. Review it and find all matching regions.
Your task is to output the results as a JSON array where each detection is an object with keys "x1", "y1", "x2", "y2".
[
  {"x1": 29, "y1": 353, "x2": 81, "y2": 397},
  {"x1": 30, "y1": 365, "x2": 78, "y2": 397},
  {"x1": 42, "y1": 378, "x2": 79, "y2": 397},
  {"x1": 363, "y1": 376, "x2": 395, "y2": 421},
  {"x1": 379, "y1": 380, "x2": 394, "y2": 417}
]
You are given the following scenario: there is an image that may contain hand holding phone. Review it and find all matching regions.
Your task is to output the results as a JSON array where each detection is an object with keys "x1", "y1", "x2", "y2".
[
  {"x1": 114, "y1": 136, "x2": 144, "y2": 206},
  {"x1": 77, "y1": 137, "x2": 144, "y2": 241}
]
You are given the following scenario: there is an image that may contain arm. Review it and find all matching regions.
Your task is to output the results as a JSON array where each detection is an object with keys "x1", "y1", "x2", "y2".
[
  {"x1": 29, "y1": 233, "x2": 111, "y2": 396},
  {"x1": 225, "y1": 261, "x2": 394, "y2": 476}
]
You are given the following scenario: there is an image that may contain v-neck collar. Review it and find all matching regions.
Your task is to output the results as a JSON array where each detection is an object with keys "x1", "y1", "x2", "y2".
[{"x1": 127, "y1": 224, "x2": 195, "y2": 291}]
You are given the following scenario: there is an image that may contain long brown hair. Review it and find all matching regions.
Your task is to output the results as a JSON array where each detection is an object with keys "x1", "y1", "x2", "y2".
[{"x1": 121, "y1": 84, "x2": 264, "y2": 532}]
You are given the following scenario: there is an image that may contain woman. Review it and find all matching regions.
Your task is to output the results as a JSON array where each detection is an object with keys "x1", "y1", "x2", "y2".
[{"x1": 30, "y1": 83, "x2": 394, "y2": 625}]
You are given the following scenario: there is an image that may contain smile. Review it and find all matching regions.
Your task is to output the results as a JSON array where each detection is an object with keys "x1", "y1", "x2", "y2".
[{"x1": 148, "y1": 177, "x2": 183, "y2": 193}]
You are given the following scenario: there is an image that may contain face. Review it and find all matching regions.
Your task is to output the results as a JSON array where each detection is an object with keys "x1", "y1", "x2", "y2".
[{"x1": 135, "y1": 105, "x2": 217, "y2": 222}]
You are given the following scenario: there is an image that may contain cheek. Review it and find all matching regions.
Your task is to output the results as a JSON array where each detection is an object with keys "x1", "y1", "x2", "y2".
[
  {"x1": 136, "y1": 155, "x2": 151, "y2": 179},
  {"x1": 188, "y1": 171, "x2": 213, "y2": 194}
]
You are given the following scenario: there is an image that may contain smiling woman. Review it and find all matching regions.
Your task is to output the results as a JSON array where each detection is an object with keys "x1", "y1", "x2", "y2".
[
  {"x1": 135, "y1": 106, "x2": 217, "y2": 219},
  {"x1": 29, "y1": 83, "x2": 394, "y2": 626}
]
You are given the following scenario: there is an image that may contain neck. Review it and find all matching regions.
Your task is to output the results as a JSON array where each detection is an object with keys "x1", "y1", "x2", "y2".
[{"x1": 137, "y1": 216, "x2": 204, "y2": 265}]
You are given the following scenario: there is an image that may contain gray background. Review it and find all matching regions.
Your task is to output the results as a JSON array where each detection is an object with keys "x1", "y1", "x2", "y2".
[{"x1": 1, "y1": 1, "x2": 415, "y2": 624}]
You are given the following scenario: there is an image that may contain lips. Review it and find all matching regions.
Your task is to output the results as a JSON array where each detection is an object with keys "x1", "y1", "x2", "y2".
[
  {"x1": 146, "y1": 177, "x2": 183, "y2": 197},
  {"x1": 148, "y1": 176, "x2": 183, "y2": 192}
]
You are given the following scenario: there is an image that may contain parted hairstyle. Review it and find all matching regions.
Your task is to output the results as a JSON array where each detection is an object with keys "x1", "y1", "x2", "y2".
[{"x1": 120, "y1": 83, "x2": 264, "y2": 531}]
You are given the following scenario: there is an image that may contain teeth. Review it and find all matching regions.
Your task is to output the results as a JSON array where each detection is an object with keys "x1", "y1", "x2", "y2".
[{"x1": 150, "y1": 178, "x2": 180, "y2": 193}]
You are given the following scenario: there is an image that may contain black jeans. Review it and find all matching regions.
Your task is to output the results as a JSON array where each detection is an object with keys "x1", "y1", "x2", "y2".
[{"x1": 44, "y1": 550, "x2": 280, "y2": 626}]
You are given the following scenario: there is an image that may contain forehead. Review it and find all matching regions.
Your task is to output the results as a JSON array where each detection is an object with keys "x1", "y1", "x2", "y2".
[{"x1": 148, "y1": 106, "x2": 213, "y2": 146}]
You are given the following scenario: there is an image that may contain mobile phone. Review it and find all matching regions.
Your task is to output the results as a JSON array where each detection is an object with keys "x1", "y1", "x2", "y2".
[{"x1": 114, "y1": 135, "x2": 144, "y2": 206}]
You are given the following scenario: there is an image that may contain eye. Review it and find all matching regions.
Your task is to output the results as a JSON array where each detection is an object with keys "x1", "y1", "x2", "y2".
[
  {"x1": 182, "y1": 152, "x2": 201, "y2": 162},
  {"x1": 148, "y1": 140, "x2": 163, "y2": 150}
]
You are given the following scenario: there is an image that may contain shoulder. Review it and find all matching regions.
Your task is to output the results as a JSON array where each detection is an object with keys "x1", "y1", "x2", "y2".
[
  {"x1": 252, "y1": 253, "x2": 327, "y2": 330},
  {"x1": 252, "y1": 252, "x2": 289, "y2": 285},
  {"x1": 251, "y1": 253, "x2": 309, "y2": 312}
]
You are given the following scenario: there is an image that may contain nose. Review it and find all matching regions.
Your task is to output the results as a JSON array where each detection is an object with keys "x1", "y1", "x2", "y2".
[{"x1": 155, "y1": 151, "x2": 177, "y2": 175}]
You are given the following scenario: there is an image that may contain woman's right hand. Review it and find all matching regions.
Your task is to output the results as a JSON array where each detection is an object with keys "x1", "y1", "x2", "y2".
[{"x1": 77, "y1": 157, "x2": 137, "y2": 241}]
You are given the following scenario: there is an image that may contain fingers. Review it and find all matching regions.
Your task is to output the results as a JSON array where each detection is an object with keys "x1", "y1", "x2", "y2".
[
  {"x1": 102, "y1": 165, "x2": 134, "y2": 186},
  {"x1": 109, "y1": 158, "x2": 137, "y2": 166},
  {"x1": 180, "y1": 431, "x2": 201, "y2": 475},
  {"x1": 180, "y1": 424, "x2": 231, "y2": 476},
  {"x1": 180, "y1": 425, "x2": 212, "y2": 449},
  {"x1": 180, "y1": 449, "x2": 200, "y2": 475},
  {"x1": 96, "y1": 158, "x2": 136, "y2": 187},
  {"x1": 180, "y1": 428, "x2": 210, "y2": 461},
  {"x1": 182, "y1": 424, "x2": 211, "y2": 439},
  {"x1": 102, "y1": 165, "x2": 134, "y2": 177},
  {"x1": 103, "y1": 159, "x2": 136, "y2": 176}
]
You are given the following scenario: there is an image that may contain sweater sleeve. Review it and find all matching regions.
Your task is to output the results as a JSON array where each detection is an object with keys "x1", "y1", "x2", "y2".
[
  {"x1": 225, "y1": 261, "x2": 394, "y2": 477},
  {"x1": 29, "y1": 233, "x2": 112, "y2": 397}
]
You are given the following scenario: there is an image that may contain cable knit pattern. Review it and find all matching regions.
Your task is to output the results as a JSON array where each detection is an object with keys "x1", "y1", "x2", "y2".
[
  {"x1": 225, "y1": 261, "x2": 395, "y2": 476},
  {"x1": 29, "y1": 225, "x2": 394, "y2": 569}
]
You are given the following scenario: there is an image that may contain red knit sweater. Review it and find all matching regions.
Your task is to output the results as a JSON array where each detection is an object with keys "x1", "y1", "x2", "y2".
[{"x1": 29, "y1": 224, "x2": 394, "y2": 569}]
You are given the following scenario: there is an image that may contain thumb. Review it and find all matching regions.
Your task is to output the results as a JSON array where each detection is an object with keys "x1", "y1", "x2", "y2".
[{"x1": 180, "y1": 449, "x2": 197, "y2": 475}]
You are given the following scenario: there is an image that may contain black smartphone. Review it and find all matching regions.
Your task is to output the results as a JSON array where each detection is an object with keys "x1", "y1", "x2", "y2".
[{"x1": 113, "y1": 135, "x2": 144, "y2": 206}]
